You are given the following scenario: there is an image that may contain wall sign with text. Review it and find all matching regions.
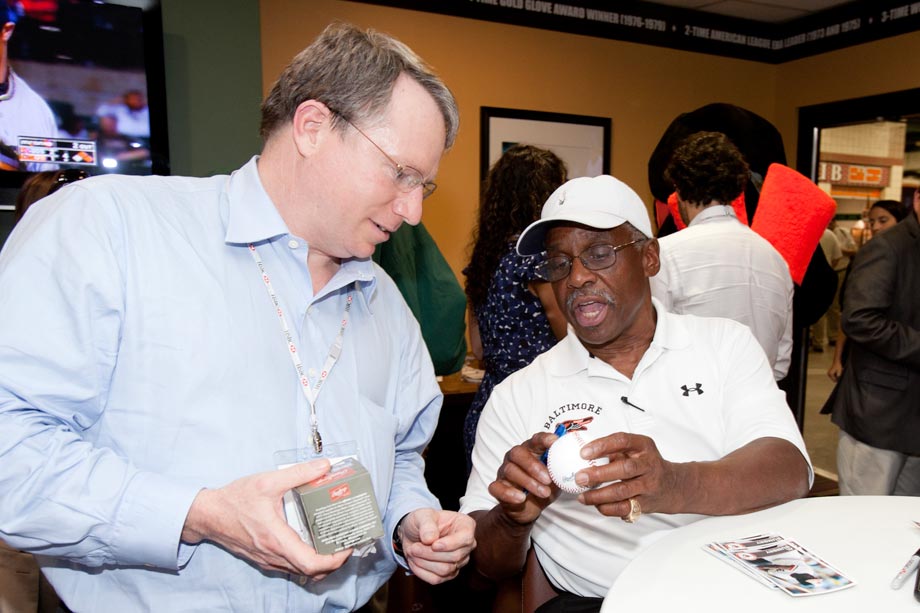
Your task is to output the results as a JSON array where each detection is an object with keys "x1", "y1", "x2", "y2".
[
  {"x1": 347, "y1": 0, "x2": 920, "y2": 64},
  {"x1": 819, "y1": 162, "x2": 891, "y2": 187}
]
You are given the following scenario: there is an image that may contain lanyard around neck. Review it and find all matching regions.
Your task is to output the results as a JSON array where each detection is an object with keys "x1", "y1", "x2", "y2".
[{"x1": 248, "y1": 243, "x2": 353, "y2": 453}]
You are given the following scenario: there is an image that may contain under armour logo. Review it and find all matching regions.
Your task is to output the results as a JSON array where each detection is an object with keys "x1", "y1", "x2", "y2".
[{"x1": 681, "y1": 383, "x2": 704, "y2": 396}]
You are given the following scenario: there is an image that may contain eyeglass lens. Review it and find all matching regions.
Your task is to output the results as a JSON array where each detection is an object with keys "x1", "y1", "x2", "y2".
[
  {"x1": 333, "y1": 110, "x2": 437, "y2": 199},
  {"x1": 536, "y1": 239, "x2": 644, "y2": 282}
]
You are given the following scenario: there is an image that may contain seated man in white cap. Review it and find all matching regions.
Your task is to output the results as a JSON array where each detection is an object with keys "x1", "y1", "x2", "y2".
[{"x1": 460, "y1": 175, "x2": 812, "y2": 613}]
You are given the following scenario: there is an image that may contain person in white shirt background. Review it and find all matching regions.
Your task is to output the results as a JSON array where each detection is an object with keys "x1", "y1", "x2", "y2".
[
  {"x1": 822, "y1": 218, "x2": 855, "y2": 350},
  {"x1": 650, "y1": 131, "x2": 794, "y2": 381},
  {"x1": 810, "y1": 224, "x2": 843, "y2": 352}
]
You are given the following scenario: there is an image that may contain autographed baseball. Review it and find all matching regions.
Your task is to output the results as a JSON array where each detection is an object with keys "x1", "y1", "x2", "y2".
[{"x1": 546, "y1": 432, "x2": 609, "y2": 495}]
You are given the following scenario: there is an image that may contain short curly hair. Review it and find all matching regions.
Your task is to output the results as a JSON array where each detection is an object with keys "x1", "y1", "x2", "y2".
[{"x1": 664, "y1": 131, "x2": 749, "y2": 205}]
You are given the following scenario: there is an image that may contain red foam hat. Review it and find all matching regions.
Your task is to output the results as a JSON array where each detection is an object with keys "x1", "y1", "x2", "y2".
[{"x1": 751, "y1": 163, "x2": 836, "y2": 284}]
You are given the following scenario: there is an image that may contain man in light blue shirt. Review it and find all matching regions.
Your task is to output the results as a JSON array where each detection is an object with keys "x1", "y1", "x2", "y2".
[{"x1": 0, "y1": 23, "x2": 475, "y2": 611}]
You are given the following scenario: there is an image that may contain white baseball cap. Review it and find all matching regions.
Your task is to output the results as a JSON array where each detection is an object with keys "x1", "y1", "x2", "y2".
[{"x1": 516, "y1": 175, "x2": 653, "y2": 255}]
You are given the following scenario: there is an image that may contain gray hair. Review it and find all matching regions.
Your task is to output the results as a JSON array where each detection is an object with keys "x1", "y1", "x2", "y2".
[
  {"x1": 621, "y1": 222, "x2": 650, "y2": 243},
  {"x1": 260, "y1": 22, "x2": 458, "y2": 148}
]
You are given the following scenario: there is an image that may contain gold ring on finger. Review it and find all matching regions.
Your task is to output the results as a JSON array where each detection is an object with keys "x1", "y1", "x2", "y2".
[{"x1": 622, "y1": 497, "x2": 641, "y2": 523}]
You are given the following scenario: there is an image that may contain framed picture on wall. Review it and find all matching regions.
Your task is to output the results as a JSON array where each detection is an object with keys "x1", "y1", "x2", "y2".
[{"x1": 480, "y1": 107, "x2": 611, "y2": 184}]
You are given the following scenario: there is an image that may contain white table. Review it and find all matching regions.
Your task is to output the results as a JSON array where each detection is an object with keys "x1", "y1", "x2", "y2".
[{"x1": 601, "y1": 496, "x2": 920, "y2": 612}]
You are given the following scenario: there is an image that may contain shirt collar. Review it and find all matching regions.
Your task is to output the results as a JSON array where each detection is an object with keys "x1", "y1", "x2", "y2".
[
  {"x1": 223, "y1": 156, "x2": 378, "y2": 306},
  {"x1": 648, "y1": 297, "x2": 691, "y2": 351},
  {"x1": 548, "y1": 297, "x2": 690, "y2": 377},
  {"x1": 318, "y1": 261, "x2": 378, "y2": 309},
  {"x1": 689, "y1": 204, "x2": 738, "y2": 227},
  {"x1": 905, "y1": 210, "x2": 920, "y2": 237},
  {"x1": 223, "y1": 156, "x2": 289, "y2": 245}
]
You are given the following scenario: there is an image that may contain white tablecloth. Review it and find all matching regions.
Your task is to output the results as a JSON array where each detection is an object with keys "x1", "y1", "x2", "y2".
[{"x1": 602, "y1": 496, "x2": 920, "y2": 612}]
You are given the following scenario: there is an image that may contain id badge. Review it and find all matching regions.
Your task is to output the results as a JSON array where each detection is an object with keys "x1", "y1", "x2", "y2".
[{"x1": 273, "y1": 441, "x2": 359, "y2": 546}]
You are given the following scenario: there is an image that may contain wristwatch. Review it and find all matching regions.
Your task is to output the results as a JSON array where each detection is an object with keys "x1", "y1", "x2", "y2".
[{"x1": 392, "y1": 513, "x2": 409, "y2": 558}]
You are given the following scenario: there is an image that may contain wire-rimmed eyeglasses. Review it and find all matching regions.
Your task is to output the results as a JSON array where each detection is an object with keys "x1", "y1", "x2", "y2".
[
  {"x1": 334, "y1": 113, "x2": 437, "y2": 199},
  {"x1": 535, "y1": 238, "x2": 646, "y2": 282}
]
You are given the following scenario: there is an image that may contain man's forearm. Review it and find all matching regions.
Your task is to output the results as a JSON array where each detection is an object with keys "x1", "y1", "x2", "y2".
[
  {"x1": 469, "y1": 508, "x2": 534, "y2": 581},
  {"x1": 674, "y1": 438, "x2": 810, "y2": 516}
]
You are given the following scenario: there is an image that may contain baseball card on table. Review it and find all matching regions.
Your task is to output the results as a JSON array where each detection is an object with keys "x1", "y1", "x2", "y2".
[{"x1": 705, "y1": 532, "x2": 856, "y2": 596}]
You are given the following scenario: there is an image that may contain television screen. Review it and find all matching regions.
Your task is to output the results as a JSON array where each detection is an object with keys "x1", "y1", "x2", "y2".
[{"x1": 0, "y1": 0, "x2": 169, "y2": 184}]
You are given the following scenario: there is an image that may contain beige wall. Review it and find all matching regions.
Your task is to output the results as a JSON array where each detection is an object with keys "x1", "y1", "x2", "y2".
[
  {"x1": 259, "y1": 0, "x2": 920, "y2": 281},
  {"x1": 774, "y1": 31, "x2": 920, "y2": 165},
  {"x1": 259, "y1": 0, "x2": 777, "y2": 278}
]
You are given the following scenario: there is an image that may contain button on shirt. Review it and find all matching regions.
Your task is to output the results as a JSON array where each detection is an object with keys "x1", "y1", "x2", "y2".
[
  {"x1": 0, "y1": 157, "x2": 442, "y2": 612},
  {"x1": 650, "y1": 205, "x2": 794, "y2": 380}
]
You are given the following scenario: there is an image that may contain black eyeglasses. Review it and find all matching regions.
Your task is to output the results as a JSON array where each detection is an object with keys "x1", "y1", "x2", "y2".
[
  {"x1": 535, "y1": 239, "x2": 646, "y2": 282},
  {"x1": 335, "y1": 113, "x2": 437, "y2": 199},
  {"x1": 49, "y1": 169, "x2": 89, "y2": 195}
]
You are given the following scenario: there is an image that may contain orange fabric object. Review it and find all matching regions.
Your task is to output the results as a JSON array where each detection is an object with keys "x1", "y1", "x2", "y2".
[
  {"x1": 730, "y1": 194, "x2": 748, "y2": 225},
  {"x1": 654, "y1": 199, "x2": 670, "y2": 229},
  {"x1": 751, "y1": 163, "x2": 836, "y2": 285},
  {"x1": 667, "y1": 193, "x2": 685, "y2": 230},
  {"x1": 666, "y1": 192, "x2": 747, "y2": 231}
]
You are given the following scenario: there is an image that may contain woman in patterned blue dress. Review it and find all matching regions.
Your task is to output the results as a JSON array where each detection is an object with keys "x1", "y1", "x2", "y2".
[{"x1": 463, "y1": 144, "x2": 567, "y2": 468}]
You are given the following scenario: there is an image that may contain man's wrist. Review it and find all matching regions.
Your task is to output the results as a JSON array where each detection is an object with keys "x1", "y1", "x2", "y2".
[
  {"x1": 181, "y1": 488, "x2": 212, "y2": 544},
  {"x1": 392, "y1": 513, "x2": 410, "y2": 558},
  {"x1": 495, "y1": 503, "x2": 539, "y2": 531}
]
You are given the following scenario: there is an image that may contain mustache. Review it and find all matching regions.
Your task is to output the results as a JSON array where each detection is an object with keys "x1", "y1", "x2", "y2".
[{"x1": 566, "y1": 290, "x2": 614, "y2": 311}]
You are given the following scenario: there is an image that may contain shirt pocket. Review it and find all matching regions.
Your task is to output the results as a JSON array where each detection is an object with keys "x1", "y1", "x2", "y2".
[{"x1": 352, "y1": 395, "x2": 399, "y2": 499}]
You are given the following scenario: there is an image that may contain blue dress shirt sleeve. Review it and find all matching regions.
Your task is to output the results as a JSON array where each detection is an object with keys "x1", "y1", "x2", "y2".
[
  {"x1": 371, "y1": 275, "x2": 444, "y2": 562},
  {"x1": 0, "y1": 186, "x2": 202, "y2": 569}
]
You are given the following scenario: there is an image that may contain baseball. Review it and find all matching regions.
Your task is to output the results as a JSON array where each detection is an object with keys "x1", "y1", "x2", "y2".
[{"x1": 546, "y1": 432, "x2": 609, "y2": 495}]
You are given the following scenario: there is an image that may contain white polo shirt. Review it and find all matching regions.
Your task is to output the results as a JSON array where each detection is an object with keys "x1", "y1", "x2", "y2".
[
  {"x1": 650, "y1": 205, "x2": 793, "y2": 380},
  {"x1": 460, "y1": 301, "x2": 811, "y2": 598}
]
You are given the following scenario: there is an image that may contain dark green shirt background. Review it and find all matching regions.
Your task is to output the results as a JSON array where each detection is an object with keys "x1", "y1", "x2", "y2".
[{"x1": 373, "y1": 222, "x2": 467, "y2": 376}]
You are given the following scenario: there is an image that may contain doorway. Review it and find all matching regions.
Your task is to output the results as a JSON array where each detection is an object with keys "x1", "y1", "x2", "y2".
[{"x1": 795, "y1": 88, "x2": 920, "y2": 480}]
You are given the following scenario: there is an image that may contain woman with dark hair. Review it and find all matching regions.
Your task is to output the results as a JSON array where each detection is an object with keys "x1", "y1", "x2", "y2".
[
  {"x1": 462, "y1": 144, "x2": 567, "y2": 466},
  {"x1": 825, "y1": 199, "x2": 908, "y2": 382},
  {"x1": 866, "y1": 199, "x2": 908, "y2": 237}
]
